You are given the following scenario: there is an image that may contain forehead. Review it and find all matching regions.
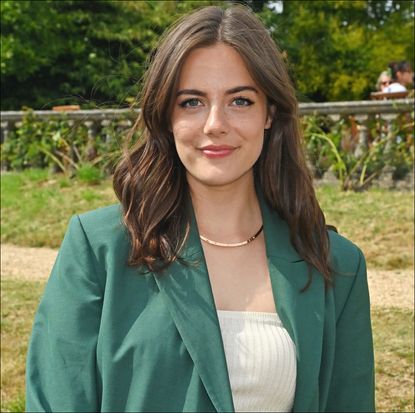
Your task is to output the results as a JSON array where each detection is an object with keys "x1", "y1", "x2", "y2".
[{"x1": 177, "y1": 43, "x2": 258, "y2": 89}]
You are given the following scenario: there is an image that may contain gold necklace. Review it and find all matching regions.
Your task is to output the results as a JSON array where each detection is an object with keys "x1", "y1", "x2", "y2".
[{"x1": 199, "y1": 225, "x2": 264, "y2": 248}]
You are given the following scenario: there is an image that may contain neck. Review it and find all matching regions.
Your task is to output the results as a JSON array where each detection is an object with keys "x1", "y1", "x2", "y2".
[{"x1": 187, "y1": 172, "x2": 262, "y2": 243}]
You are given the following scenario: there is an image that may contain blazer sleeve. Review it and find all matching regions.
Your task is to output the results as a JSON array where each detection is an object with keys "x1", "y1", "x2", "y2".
[
  {"x1": 326, "y1": 248, "x2": 376, "y2": 412},
  {"x1": 25, "y1": 215, "x2": 104, "y2": 412}
]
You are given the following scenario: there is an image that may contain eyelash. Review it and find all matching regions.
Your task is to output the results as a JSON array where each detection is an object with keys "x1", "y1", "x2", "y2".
[{"x1": 178, "y1": 96, "x2": 254, "y2": 108}]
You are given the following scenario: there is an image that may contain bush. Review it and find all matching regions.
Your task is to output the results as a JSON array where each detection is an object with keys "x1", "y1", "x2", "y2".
[
  {"x1": 302, "y1": 111, "x2": 414, "y2": 190},
  {"x1": 1, "y1": 110, "x2": 126, "y2": 180},
  {"x1": 76, "y1": 163, "x2": 104, "y2": 185}
]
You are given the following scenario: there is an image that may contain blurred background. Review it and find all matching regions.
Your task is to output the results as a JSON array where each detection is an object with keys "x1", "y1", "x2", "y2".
[
  {"x1": 1, "y1": 0, "x2": 414, "y2": 108},
  {"x1": 1, "y1": 1, "x2": 414, "y2": 412}
]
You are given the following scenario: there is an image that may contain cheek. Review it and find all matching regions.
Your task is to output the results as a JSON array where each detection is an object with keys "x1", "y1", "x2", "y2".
[
  {"x1": 172, "y1": 121, "x2": 196, "y2": 145},
  {"x1": 233, "y1": 117, "x2": 267, "y2": 144},
  {"x1": 171, "y1": 112, "x2": 205, "y2": 142}
]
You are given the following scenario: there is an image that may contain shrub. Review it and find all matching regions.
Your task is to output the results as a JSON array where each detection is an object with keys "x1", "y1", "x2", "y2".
[
  {"x1": 302, "y1": 111, "x2": 414, "y2": 190},
  {"x1": 76, "y1": 163, "x2": 103, "y2": 185},
  {"x1": 1, "y1": 110, "x2": 126, "y2": 181}
]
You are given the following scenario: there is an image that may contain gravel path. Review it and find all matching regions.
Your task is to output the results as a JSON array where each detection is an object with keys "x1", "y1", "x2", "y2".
[{"x1": 1, "y1": 243, "x2": 413, "y2": 309}]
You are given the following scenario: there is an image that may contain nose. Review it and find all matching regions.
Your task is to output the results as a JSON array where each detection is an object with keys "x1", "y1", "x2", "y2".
[{"x1": 203, "y1": 105, "x2": 229, "y2": 137}]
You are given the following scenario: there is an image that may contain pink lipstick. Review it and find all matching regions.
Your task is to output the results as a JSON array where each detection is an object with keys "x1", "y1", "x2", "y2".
[{"x1": 200, "y1": 145, "x2": 236, "y2": 159}]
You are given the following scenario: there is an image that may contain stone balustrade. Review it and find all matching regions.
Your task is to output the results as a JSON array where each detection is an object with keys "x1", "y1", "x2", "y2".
[
  {"x1": 1, "y1": 99, "x2": 413, "y2": 144},
  {"x1": 1, "y1": 99, "x2": 413, "y2": 189}
]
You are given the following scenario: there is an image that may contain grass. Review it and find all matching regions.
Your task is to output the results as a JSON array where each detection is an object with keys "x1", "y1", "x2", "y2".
[
  {"x1": 1, "y1": 277, "x2": 413, "y2": 412},
  {"x1": 372, "y1": 306, "x2": 414, "y2": 412},
  {"x1": 1, "y1": 278, "x2": 45, "y2": 413},
  {"x1": 1, "y1": 169, "x2": 116, "y2": 248},
  {"x1": 1, "y1": 170, "x2": 413, "y2": 270},
  {"x1": 316, "y1": 185, "x2": 414, "y2": 270}
]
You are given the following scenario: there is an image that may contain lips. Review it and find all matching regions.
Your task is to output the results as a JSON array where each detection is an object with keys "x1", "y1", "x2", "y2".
[{"x1": 199, "y1": 145, "x2": 237, "y2": 159}]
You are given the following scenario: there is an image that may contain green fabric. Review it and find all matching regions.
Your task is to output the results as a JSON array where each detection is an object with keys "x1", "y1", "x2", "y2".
[{"x1": 26, "y1": 197, "x2": 375, "y2": 412}]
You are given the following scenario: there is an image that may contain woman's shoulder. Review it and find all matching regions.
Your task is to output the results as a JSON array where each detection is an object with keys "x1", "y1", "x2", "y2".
[
  {"x1": 385, "y1": 82, "x2": 407, "y2": 93},
  {"x1": 327, "y1": 228, "x2": 365, "y2": 277},
  {"x1": 77, "y1": 203, "x2": 123, "y2": 228},
  {"x1": 326, "y1": 229, "x2": 370, "y2": 323},
  {"x1": 68, "y1": 203, "x2": 129, "y2": 254}
]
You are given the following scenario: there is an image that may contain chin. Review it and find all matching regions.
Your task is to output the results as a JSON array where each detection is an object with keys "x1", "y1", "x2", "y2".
[{"x1": 187, "y1": 168, "x2": 253, "y2": 188}]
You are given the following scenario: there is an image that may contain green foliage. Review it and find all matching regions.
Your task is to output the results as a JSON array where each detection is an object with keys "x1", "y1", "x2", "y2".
[
  {"x1": 0, "y1": 0, "x2": 221, "y2": 110},
  {"x1": 76, "y1": 163, "x2": 104, "y2": 185},
  {"x1": 302, "y1": 111, "x2": 414, "y2": 190},
  {"x1": 259, "y1": 0, "x2": 414, "y2": 101},
  {"x1": 1, "y1": 1, "x2": 413, "y2": 108},
  {"x1": 2, "y1": 110, "x2": 413, "y2": 190},
  {"x1": 1, "y1": 110, "x2": 125, "y2": 177}
]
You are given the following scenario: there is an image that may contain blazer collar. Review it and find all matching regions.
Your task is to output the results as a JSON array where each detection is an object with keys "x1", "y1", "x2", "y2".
[{"x1": 154, "y1": 193, "x2": 325, "y2": 413}]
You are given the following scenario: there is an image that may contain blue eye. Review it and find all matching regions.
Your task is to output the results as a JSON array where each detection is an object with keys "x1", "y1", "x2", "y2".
[
  {"x1": 179, "y1": 98, "x2": 201, "y2": 108},
  {"x1": 233, "y1": 97, "x2": 253, "y2": 106}
]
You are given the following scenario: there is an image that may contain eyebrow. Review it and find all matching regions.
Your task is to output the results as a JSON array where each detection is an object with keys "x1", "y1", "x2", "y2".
[{"x1": 176, "y1": 85, "x2": 259, "y2": 97}]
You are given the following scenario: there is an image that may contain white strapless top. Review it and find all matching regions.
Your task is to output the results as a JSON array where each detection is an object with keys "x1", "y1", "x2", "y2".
[{"x1": 217, "y1": 310, "x2": 297, "y2": 413}]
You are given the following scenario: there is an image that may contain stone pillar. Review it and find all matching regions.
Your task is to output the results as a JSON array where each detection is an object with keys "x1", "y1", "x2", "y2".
[
  {"x1": 84, "y1": 120, "x2": 99, "y2": 161},
  {"x1": 1, "y1": 121, "x2": 9, "y2": 144},
  {"x1": 375, "y1": 166, "x2": 395, "y2": 189},
  {"x1": 321, "y1": 169, "x2": 339, "y2": 186},
  {"x1": 354, "y1": 114, "x2": 369, "y2": 158},
  {"x1": 101, "y1": 119, "x2": 112, "y2": 144}
]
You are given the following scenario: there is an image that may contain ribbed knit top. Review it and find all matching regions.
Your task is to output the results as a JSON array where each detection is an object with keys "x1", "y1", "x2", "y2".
[{"x1": 217, "y1": 310, "x2": 296, "y2": 413}]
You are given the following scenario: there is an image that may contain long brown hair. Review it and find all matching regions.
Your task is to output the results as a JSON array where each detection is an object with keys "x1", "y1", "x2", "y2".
[{"x1": 113, "y1": 5, "x2": 333, "y2": 288}]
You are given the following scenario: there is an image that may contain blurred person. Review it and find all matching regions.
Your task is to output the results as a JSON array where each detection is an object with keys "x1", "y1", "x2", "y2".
[
  {"x1": 25, "y1": 5, "x2": 375, "y2": 413},
  {"x1": 384, "y1": 61, "x2": 414, "y2": 93},
  {"x1": 376, "y1": 70, "x2": 392, "y2": 92}
]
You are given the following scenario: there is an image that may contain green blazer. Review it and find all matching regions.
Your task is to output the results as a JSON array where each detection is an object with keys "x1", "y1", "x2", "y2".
[{"x1": 26, "y1": 196, "x2": 375, "y2": 412}]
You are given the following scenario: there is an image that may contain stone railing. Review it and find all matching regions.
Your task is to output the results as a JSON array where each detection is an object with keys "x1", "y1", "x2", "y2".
[
  {"x1": 1, "y1": 99, "x2": 413, "y2": 189},
  {"x1": 1, "y1": 99, "x2": 413, "y2": 144}
]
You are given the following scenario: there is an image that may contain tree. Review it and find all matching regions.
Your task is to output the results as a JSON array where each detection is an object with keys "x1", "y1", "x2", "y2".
[
  {"x1": 0, "y1": 0, "x2": 221, "y2": 110},
  {"x1": 259, "y1": 0, "x2": 414, "y2": 101},
  {"x1": 1, "y1": 0, "x2": 413, "y2": 108}
]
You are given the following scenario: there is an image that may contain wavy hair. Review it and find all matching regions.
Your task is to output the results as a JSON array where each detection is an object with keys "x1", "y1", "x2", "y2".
[{"x1": 113, "y1": 5, "x2": 333, "y2": 289}]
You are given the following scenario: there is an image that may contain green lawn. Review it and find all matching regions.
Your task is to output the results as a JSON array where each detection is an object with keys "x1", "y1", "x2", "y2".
[
  {"x1": 1, "y1": 170, "x2": 413, "y2": 270},
  {"x1": 1, "y1": 169, "x2": 117, "y2": 248},
  {"x1": 316, "y1": 185, "x2": 414, "y2": 270},
  {"x1": 1, "y1": 278, "x2": 45, "y2": 413}
]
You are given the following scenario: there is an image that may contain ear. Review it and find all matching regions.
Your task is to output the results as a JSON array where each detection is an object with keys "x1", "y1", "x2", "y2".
[{"x1": 265, "y1": 104, "x2": 276, "y2": 130}]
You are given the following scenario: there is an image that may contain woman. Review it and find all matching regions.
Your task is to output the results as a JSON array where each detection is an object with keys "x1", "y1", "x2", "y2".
[
  {"x1": 384, "y1": 61, "x2": 413, "y2": 93},
  {"x1": 376, "y1": 70, "x2": 391, "y2": 92},
  {"x1": 26, "y1": 5, "x2": 375, "y2": 412}
]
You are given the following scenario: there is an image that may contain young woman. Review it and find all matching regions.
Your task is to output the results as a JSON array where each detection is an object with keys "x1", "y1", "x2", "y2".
[
  {"x1": 376, "y1": 70, "x2": 391, "y2": 92},
  {"x1": 26, "y1": 5, "x2": 375, "y2": 412},
  {"x1": 384, "y1": 61, "x2": 414, "y2": 93}
]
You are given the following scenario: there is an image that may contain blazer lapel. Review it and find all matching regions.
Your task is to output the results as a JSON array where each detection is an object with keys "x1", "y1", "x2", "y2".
[
  {"x1": 259, "y1": 195, "x2": 325, "y2": 412},
  {"x1": 153, "y1": 207, "x2": 235, "y2": 413}
]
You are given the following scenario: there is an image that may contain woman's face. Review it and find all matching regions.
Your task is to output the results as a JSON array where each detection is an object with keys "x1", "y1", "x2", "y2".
[
  {"x1": 379, "y1": 75, "x2": 391, "y2": 91},
  {"x1": 170, "y1": 43, "x2": 272, "y2": 188},
  {"x1": 397, "y1": 68, "x2": 413, "y2": 86}
]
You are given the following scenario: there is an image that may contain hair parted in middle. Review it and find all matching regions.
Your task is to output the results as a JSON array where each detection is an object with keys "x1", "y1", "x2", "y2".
[{"x1": 113, "y1": 4, "x2": 333, "y2": 289}]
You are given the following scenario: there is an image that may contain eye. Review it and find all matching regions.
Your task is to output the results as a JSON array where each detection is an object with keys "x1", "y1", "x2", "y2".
[
  {"x1": 232, "y1": 97, "x2": 254, "y2": 106},
  {"x1": 179, "y1": 98, "x2": 202, "y2": 108}
]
